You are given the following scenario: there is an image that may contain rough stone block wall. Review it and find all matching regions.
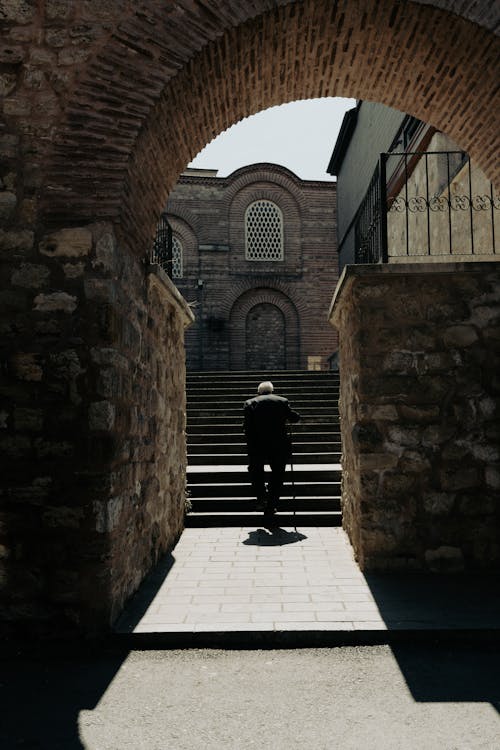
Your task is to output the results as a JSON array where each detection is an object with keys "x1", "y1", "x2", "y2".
[
  {"x1": 330, "y1": 262, "x2": 500, "y2": 571},
  {"x1": 0, "y1": 223, "x2": 192, "y2": 636}
]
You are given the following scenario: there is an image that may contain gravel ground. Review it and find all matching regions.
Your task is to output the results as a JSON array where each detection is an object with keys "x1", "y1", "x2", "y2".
[{"x1": 1, "y1": 644, "x2": 499, "y2": 749}]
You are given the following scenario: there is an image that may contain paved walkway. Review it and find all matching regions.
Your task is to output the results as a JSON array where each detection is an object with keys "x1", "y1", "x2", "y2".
[{"x1": 115, "y1": 526, "x2": 500, "y2": 643}]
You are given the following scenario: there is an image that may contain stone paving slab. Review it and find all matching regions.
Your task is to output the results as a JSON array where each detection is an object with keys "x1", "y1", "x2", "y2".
[
  {"x1": 187, "y1": 463, "x2": 341, "y2": 473},
  {"x1": 115, "y1": 526, "x2": 500, "y2": 644}
]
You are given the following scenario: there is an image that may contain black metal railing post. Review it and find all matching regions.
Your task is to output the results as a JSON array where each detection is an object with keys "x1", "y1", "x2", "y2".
[{"x1": 379, "y1": 153, "x2": 389, "y2": 263}]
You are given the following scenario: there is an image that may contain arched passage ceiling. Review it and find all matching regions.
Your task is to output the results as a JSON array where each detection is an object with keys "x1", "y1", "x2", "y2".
[{"x1": 25, "y1": 0, "x2": 498, "y2": 252}]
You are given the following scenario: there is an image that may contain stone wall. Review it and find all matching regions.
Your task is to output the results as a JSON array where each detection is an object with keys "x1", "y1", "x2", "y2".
[
  {"x1": 0, "y1": 223, "x2": 193, "y2": 636},
  {"x1": 329, "y1": 262, "x2": 500, "y2": 571}
]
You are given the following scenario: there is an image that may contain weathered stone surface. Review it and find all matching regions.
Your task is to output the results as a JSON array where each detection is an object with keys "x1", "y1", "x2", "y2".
[
  {"x1": 42, "y1": 507, "x2": 84, "y2": 529},
  {"x1": 397, "y1": 404, "x2": 440, "y2": 423},
  {"x1": 34, "y1": 439, "x2": 73, "y2": 459},
  {"x1": 33, "y1": 292, "x2": 77, "y2": 313},
  {"x1": 45, "y1": 0, "x2": 73, "y2": 20},
  {"x1": 19, "y1": 198, "x2": 37, "y2": 223},
  {"x1": 45, "y1": 28, "x2": 67, "y2": 48},
  {"x1": 0, "y1": 289, "x2": 26, "y2": 312},
  {"x1": 39, "y1": 228, "x2": 92, "y2": 258},
  {"x1": 443, "y1": 325, "x2": 478, "y2": 347},
  {"x1": 0, "y1": 229, "x2": 34, "y2": 257},
  {"x1": 423, "y1": 492, "x2": 455, "y2": 516},
  {"x1": 0, "y1": 135, "x2": 19, "y2": 160},
  {"x1": 382, "y1": 351, "x2": 414, "y2": 373},
  {"x1": 485, "y1": 466, "x2": 500, "y2": 489},
  {"x1": 458, "y1": 495, "x2": 496, "y2": 516},
  {"x1": 11, "y1": 352, "x2": 43, "y2": 381},
  {"x1": 63, "y1": 262, "x2": 85, "y2": 278},
  {"x1": 89, "y1": 401, "x2": 115, "y2": 431},
  {"x1": 84, "y1": 278, "x2": 115, "y2": 301},
  {"x1": 0, "y1": 191, "x2": 17, "y2": 220},
  {"x1": 3, "y1": 95, "x2": 31, "y2": 116},
  {"x1": 425, "y1": 546, "x2": 465, "y2": 572},
  {"x1": 93, "y1": 231, "x2": 117, "y2": 274},
  {"x1": 0, "y1": 435, "x2": 31, "y2": 458},
  {"x1": 358, "y1": 453, "x2": 398, "y2": 470},
  {"x1": 358, "y1": 404, "x2": 398, "y2": 421},
  {"x1": 14, "y1": 408, "x2": 43, "y2": 432},
  {"x1": 331, "y1": 264, "x2": 500, "y2": 571},
  {"x1": 381, "y1": 473, "x2": 417, "y2": 497},
  {"x1": 470, "y1": 305, "x2": 499, "y2": 325},
  {"x1": 11, "y1": 263, "x2": 50, "y2": 288},
  {"x1": 90, "y1": 347, "x2": 128, "y2": 370},
  {"x1": 0, "y1": 45, "x2": 24, "y2": 64},
  {"x1": 0, "y1": 0, "x2": 35, "y2": 23},
  {"x1": 386, "y1": 425, "x2": 421, "y2": 447},
  {"x1": 94, "y1": 496, "x2": 124, "y2": 533},
  {"x1": 440, "y1": 467, "x2": 480, "y2": 491},
  {"x1": 399, "y1": 450, "x2": 431, "y2": 473}
]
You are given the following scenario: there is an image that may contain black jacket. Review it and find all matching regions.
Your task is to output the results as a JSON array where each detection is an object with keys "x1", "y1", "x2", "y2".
[{"x1": 244, "y1": 394, "x2": 300, "y2": 458}]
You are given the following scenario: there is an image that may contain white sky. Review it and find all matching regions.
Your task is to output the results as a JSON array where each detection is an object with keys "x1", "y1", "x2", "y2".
[{"x1": 189, "y1": 97, "x2": 356, "y2": 182}]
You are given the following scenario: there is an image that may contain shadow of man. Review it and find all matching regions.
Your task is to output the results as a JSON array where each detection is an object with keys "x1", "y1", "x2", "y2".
[{"x1": 243, "y1": 527, "x2": 307, "y2": 546}]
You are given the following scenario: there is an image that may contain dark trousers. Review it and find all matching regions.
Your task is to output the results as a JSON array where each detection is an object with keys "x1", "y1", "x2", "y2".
[{"x1": 248, "y1": 452, "x2": 287, "y2": 505}]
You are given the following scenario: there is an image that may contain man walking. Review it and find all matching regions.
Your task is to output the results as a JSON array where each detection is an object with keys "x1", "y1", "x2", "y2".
[{"x1": 244, "y1": 381, "x2": 300, "y2": 519}]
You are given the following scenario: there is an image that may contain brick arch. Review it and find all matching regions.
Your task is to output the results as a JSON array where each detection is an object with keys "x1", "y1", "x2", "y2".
[
  {"x1": 229, "y1": 287, "x2": 300, "y2": 370},
  {"x1": 39, "y1": 0, "x2": 499, "y2": 255},
  {"x1": 223, "y1": 163, "x2": 309, "y2": 205}
]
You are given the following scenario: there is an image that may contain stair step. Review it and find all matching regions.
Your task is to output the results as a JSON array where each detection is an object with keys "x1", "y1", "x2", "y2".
[
  {"x1": 188, "y1": 484, "x2": 341, "y2": 498},
  {"x1": 187, "y1": 370, "x2": 339, "y2": 378},
  {"x1": 185, "y1": 512, "x2": 343, "y2": 528},
  {"x1": 188, "y1": 441, "x2": 342, "y2": 452},
  {"x1": 188, "y1": 406, "x2": 339, "y2": 416},
  {"x1": 187, "y1": 464, "x2": 342, "y2": 487},
  {"x1": 187, "y1": 390, "x2": 339, "y2": 399},
  {"x1": 187, "y1": 428, "x2": 341, "y2": 439},
  {"x1": 189, "y1": 498, "x2": 341, "y2": 511},
  {"x1": 188, "y1": 453, "x2": 341, "y2": 465},
  {"x1": 188, "y1": 429, "x2": 340, "y2": 439},
  {"x1": 188, "y1": 418, "x2": 339, "y2": 429}
]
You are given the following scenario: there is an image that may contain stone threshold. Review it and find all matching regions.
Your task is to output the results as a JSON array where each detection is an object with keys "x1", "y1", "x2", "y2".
[{"x1": 113, "y1": 627, "x2": 500, "y2": 651}]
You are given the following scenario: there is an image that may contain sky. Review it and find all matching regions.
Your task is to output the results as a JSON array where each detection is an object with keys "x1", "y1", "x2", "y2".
[{"x1": 188, "y1": 97, "x2": 356, "y2": 182}]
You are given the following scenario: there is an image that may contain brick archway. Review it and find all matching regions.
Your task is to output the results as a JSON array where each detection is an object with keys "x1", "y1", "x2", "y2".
[
  {"x1": 34, "y1": 0, "x2": 499, "y2": 250},
  {"x1": 2, "y1": 0, "x2": 499, "y2": 636}
]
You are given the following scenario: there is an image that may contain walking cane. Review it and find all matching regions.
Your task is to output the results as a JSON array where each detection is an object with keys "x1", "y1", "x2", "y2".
[{"x1": 288, "y1": 424, "x2": 298, "y2": 535}]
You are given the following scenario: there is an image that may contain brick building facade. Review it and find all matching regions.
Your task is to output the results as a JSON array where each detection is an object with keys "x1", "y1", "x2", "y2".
[{"x1": 164, "y1": 164, "x2": 339, "y2": 371}]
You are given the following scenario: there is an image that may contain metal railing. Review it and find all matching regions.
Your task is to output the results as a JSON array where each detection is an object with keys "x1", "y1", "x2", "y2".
[
  {"x1": 354, "y1": 151, "x2": 499, "y2": 263},
  {"x1": 151, "y1": 214, "x2": 173, "y2": 278}
]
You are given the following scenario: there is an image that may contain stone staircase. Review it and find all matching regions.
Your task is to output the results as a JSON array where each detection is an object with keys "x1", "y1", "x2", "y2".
[{"x1": 185, "y1": 370, "x2": 343, "y2": 526}]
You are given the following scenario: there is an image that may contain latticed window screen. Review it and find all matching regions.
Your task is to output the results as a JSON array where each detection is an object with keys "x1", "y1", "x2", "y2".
[
  {"x1": 172, "y1": 235, "x2": 183, "y2": 278},
  {"x1": 245, "y1": 200, "x2": 284, "y2": 260}
]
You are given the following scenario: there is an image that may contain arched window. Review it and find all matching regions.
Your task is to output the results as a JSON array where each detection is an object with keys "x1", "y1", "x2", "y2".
[
  {"x1": 172, "y1": 235, "x2": 183, "y2": 278},
  {"x1": 245, "y1": 200, "x2": 284, "y2": 261}
]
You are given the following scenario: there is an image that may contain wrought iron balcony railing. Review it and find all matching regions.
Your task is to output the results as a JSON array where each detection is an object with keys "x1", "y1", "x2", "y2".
[
  {"x1": 354, "y1": 151, "x2": 499, "y2": 264},
  {"x1": 151, "y1": 214, "x2": 173, "y2": 278}
]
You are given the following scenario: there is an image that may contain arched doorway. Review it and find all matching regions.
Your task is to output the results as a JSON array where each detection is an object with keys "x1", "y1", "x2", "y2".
[
  {"x1": 229, "y1": 287, "x2": 300, "y2": 370},
  {"x1": 246, "y1": 303, "x2": 286, "y2": 370}
]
